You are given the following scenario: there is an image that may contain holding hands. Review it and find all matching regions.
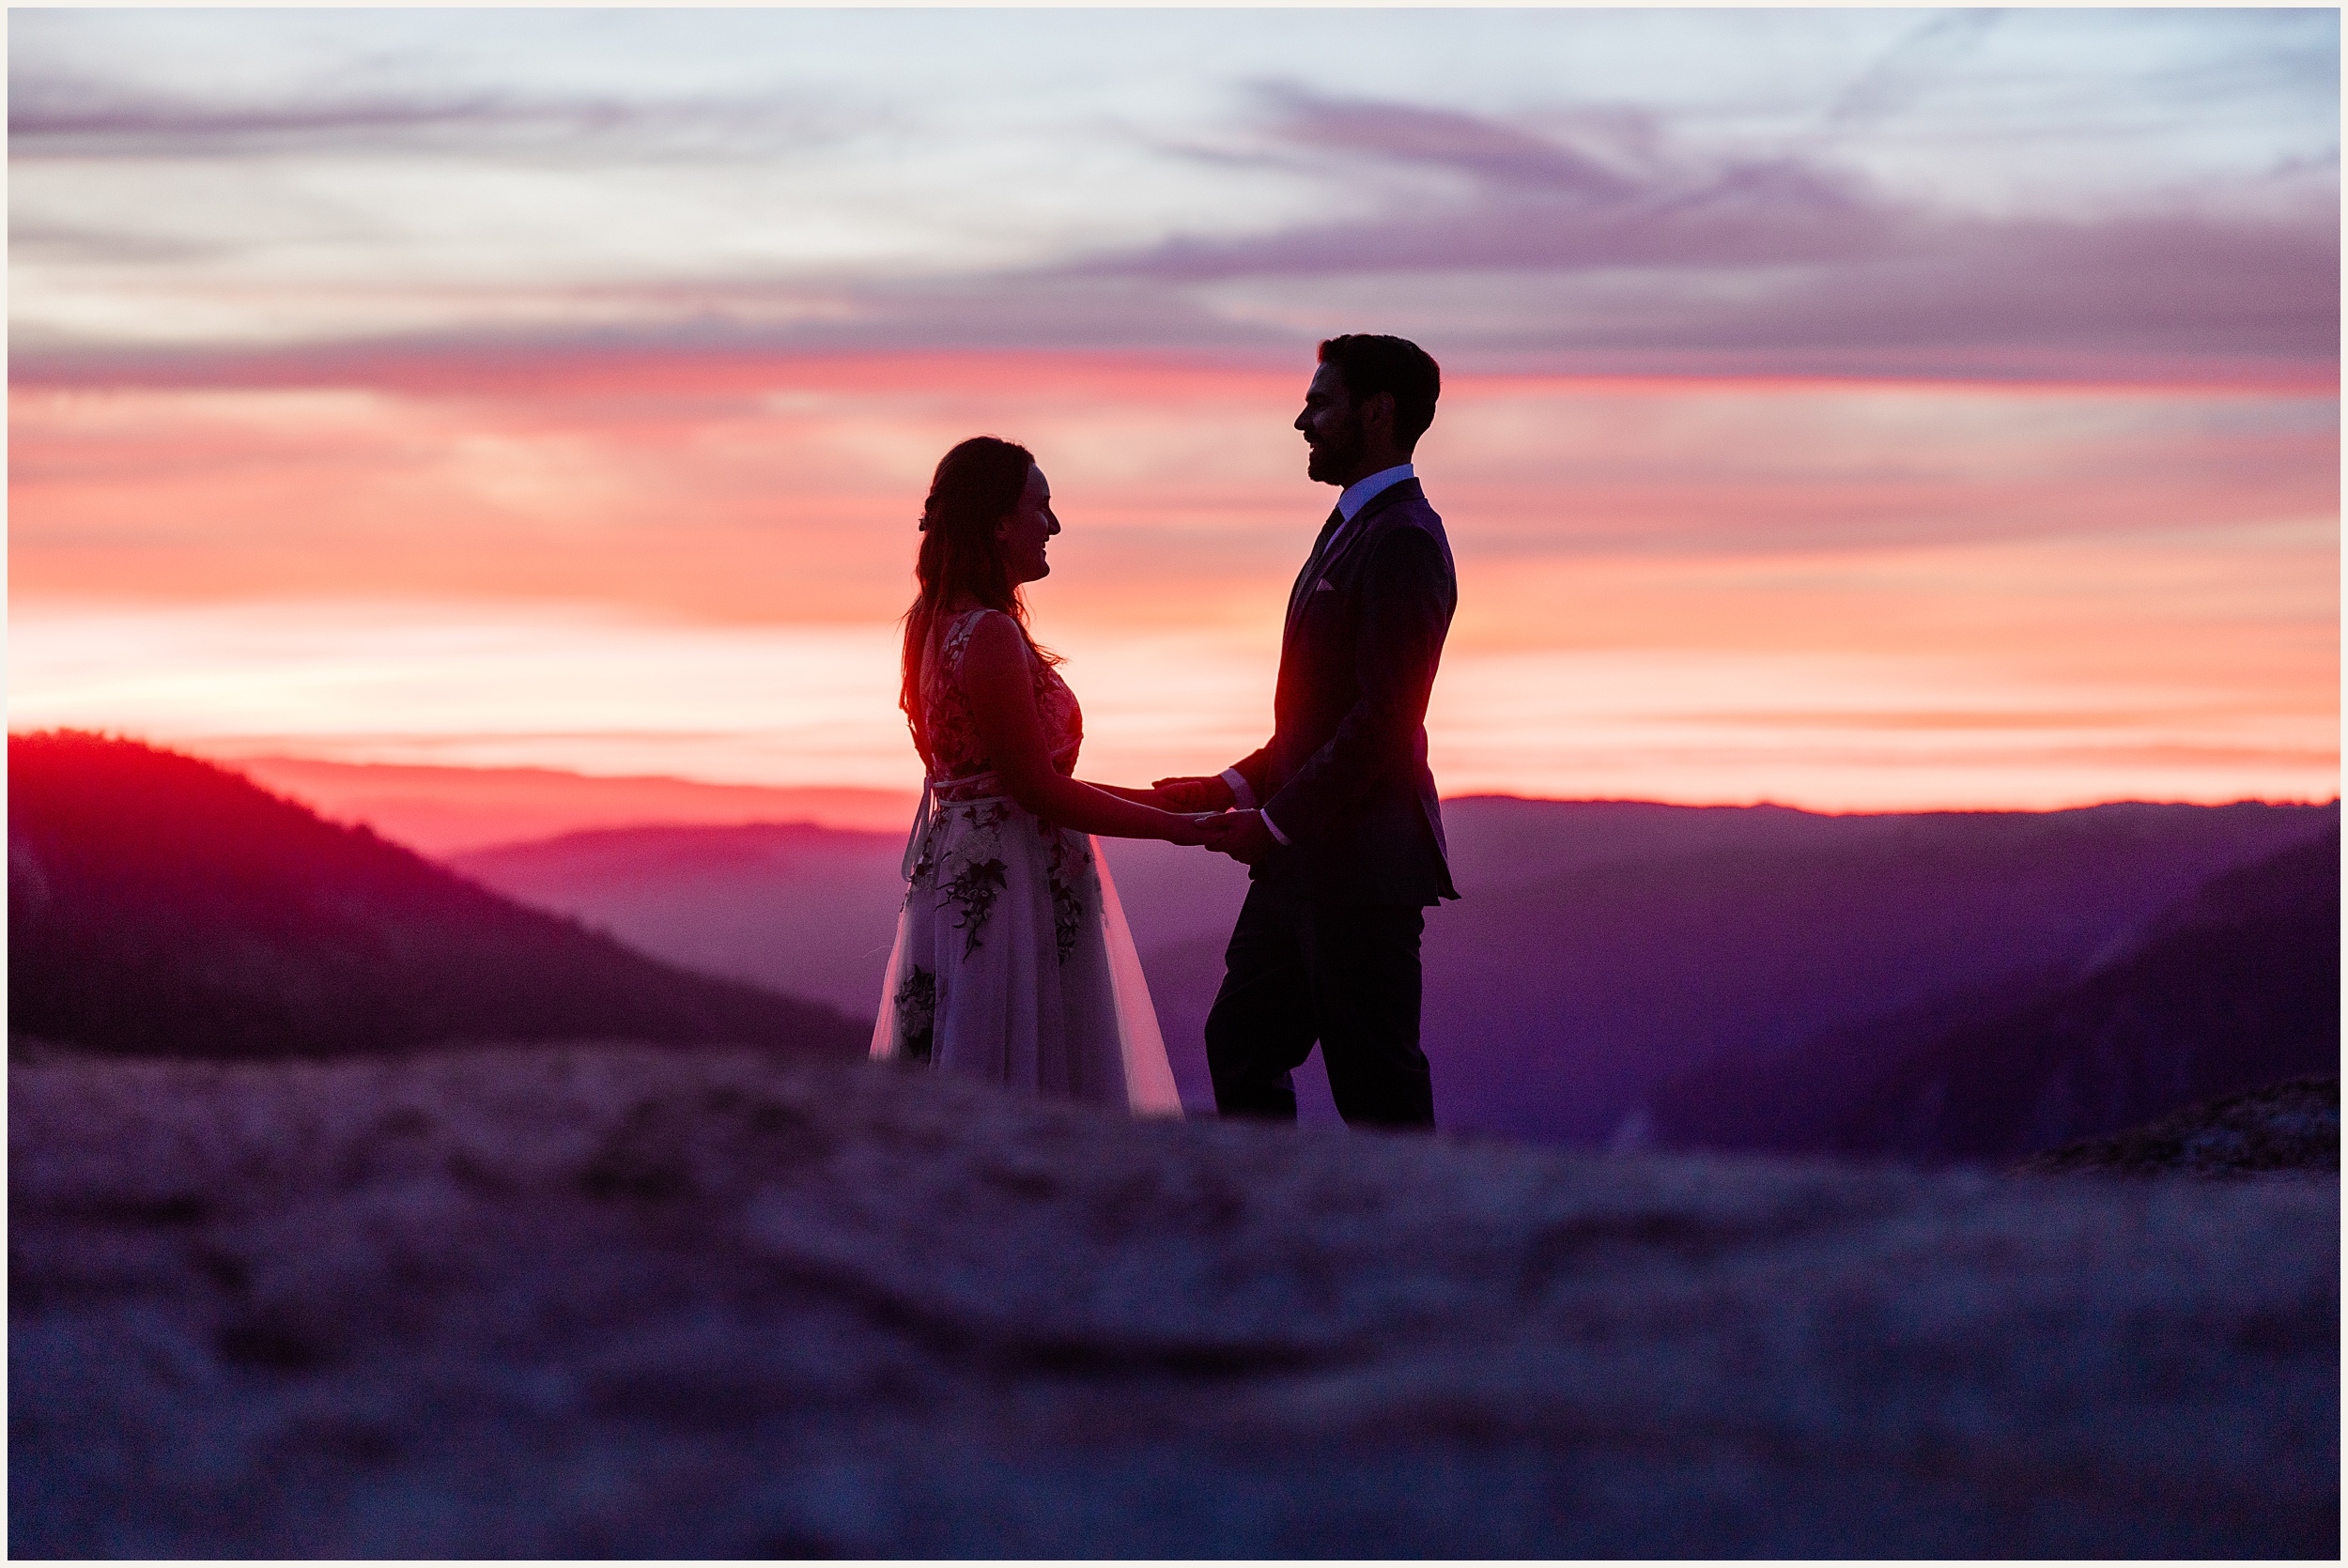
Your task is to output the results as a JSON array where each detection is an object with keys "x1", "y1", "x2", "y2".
[
  {"x1": 1146, "y1": 774, "x2": 1280, "y2": 865},
  {"x1": 1148, "y1": 774, "x2": 1235, "y2": 813},
  {"x1": 1159, "y1": 810, "x2": 1227, "y2": 849},
  {"x1": 1197, "y1": 809, "x2": 1277, "y2": 865}
]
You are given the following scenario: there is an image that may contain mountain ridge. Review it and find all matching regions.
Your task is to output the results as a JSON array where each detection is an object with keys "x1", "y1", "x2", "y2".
[
  {"x1": 446, "y1": 795, "x2": 2338, "y2": 1144},
  {"x1": 1645, "y1": 827, "x2": 2340, "y2": 1161},
  {"x1": 8, "y1": 730, "x2": 868, "y2": 1062}
]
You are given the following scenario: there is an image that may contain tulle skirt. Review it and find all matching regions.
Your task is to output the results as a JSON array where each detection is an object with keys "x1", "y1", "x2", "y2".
[{"x1": 870, "y1": 786, "x2": 1183, "y2": 1116}]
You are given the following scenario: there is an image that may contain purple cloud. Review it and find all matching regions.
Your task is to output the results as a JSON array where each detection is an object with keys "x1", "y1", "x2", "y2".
[
  {"x1": 1257, "y1": 87, "x2": 1642, "y2": 201},
  {"x1": 8, "y1": 84, "x2": 2334, "y2": 389},
  {"x1": 1073, "y1": 88, "x2": 2339, "y2": 373},
  {"x1": 6, "y1": 79, "x2": 849, "y2": 160}
]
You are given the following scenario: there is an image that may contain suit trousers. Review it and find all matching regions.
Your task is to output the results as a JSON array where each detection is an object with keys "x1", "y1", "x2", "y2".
[{"x1": 1203, "y1": 875, "x2": 1434, "y2": 1129}]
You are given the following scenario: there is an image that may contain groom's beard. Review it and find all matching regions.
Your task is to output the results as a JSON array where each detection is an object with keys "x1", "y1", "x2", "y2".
[{"x1": 1305, "y1": 413, "x2": 1367, "y2": 484}]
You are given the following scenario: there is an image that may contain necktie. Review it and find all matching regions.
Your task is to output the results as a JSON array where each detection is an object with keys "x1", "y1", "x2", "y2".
[{"x1": 1286, "y1": 504, "x2": 1346, "y2": 629}]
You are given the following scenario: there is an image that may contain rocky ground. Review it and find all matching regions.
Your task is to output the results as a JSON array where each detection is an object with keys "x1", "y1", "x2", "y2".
[
  {"x1": 10, "y1": 1044, "x2": 2338, "y2": 1557},
  {"x1": 2016, "y1": 1074, "x2": 2339, "y2": 1177}
]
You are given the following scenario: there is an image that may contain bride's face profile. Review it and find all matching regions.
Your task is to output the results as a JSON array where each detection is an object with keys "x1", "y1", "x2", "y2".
[{"x1": 994, "y1": 464, "x2": 1059, "y2": 585}]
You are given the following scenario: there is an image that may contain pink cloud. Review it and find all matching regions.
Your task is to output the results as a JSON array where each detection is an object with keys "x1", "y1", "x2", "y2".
[{"x1": 11, "y1": 354, "x2": 2335, "y2": 619}]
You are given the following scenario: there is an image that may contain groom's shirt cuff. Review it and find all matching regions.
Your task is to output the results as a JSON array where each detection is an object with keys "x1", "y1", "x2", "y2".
[{"x1": 1219, "y1": 768, "x2": 1289, "y2": 844}]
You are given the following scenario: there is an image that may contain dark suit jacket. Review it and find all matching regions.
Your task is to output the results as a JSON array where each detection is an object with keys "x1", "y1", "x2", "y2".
[{"x1": 1228, "y1": 477, "x2": 1460, "y2": 906}]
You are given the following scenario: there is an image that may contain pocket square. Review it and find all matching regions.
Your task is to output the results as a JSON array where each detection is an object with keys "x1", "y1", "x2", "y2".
[{"x1": 1313, "y1": 578, "x2": 1336, "y2": 592}]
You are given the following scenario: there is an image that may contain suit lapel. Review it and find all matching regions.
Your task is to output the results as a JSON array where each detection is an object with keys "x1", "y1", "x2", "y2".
[
  {"x1": 1282, "y1": 480, "x2": 1426, "y2": 640},
  {"x1": 1314, "y1": 478, "x2": 1421, "y2": 584}
]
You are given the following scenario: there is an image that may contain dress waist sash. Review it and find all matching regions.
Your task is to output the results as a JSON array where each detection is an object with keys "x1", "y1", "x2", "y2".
[
  {"x1": 931, "y1": 769, "x2": 1006, "y2": 803},
  {"x1": 898, "y1": 770, "x2": 1014, "y2": 883}
]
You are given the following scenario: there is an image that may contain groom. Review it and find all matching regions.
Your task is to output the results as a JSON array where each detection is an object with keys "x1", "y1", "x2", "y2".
[{"x1": 1158, "y1": 333, "x2": 1460, "y2": 1130}]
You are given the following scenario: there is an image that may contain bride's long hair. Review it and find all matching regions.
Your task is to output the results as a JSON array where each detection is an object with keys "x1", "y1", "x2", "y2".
[{"x1": 900, "y1": 435, "x2": 1058, "y2": 771}]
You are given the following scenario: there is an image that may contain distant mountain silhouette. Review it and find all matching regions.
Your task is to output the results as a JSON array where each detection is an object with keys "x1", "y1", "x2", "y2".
[
  {"x1": 1429, "y1": 801, "x2": 2340, "y2": 1142},
  {"x1": 445, "y1": 794, "x2": 2338, "y2": 1139},
  {"x1": 454, "y1": 822, "x2": 919, "y2": 1024},
  {"x1": 8, "y1": 731, "x2": 868, "y2": 1061},
  {"x1": 236, "y1": 754, "x2": 919, "y2": 854},
  {"x1": 1650, "y1": 828, "x2": 2340, "y2": 1161}
]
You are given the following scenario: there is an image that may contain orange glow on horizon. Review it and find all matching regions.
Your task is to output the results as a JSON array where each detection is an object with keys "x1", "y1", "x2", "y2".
[{"x1": 10, "y1": 349, "x2": 2338, "y2": 811}]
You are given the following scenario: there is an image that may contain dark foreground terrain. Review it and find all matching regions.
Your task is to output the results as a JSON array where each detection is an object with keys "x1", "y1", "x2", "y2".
[{"x1": 11, "y1": 1045, "x2": 2336, "y2": 1558}]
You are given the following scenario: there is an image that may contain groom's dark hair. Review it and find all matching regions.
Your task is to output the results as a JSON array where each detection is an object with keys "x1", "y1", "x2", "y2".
[{"x1": 1319, "y1": 334, "x2": 1440, "y2": 447}]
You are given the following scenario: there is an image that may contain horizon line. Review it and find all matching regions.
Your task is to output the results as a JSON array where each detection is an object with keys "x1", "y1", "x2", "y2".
[{"x1": 11, "y1": 730, "x2": 2339, "y2": 822}]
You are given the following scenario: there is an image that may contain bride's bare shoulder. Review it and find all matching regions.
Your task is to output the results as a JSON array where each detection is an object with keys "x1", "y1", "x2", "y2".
[
  {"x1": 957, "y1": 607, "x2": 1027, "y2": 663},
  {"x1": 938, "y1": 602, "x2": 1004, "y2": 651}
]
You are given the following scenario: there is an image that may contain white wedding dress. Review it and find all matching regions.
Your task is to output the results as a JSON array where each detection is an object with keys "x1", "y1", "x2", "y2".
[{"x1": 870, "y1": 607, "x2": 1183, "y2": 1115}]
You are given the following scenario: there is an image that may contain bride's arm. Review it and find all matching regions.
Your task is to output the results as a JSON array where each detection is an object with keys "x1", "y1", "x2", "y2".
[{"x1": 961, "y1": 613, "x2": 1211, "y2": 843}]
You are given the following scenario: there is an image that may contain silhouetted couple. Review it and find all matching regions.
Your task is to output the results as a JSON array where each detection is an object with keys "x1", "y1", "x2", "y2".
[{"x1": 872, "y1": 333, "x2": 1458, "y2": 1131}]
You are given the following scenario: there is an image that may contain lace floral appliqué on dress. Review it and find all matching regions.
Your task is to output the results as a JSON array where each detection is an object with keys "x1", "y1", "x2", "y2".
[{"x1": 867, "y1": 608, "x2": 1182, "y2": 1115}]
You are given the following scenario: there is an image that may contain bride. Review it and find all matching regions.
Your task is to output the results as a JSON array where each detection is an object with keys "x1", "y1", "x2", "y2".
[{"x1": 870, "y1": 436, "x2": 1208, "y2": 1115}]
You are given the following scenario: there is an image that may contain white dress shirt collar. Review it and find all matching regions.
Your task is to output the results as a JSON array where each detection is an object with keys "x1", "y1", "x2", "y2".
[{"x1": 1336, "y1": 462, "x2": 1415, "y2": 522}]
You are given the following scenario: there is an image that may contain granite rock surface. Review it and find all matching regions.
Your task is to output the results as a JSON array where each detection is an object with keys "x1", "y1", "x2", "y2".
[
  {"x1": 2016, "y1": 1075, "x2": 2340, "y2": 1177},
  {"x1": 10, "y1": 1045, "x2": 2338, "y2": 1558}
]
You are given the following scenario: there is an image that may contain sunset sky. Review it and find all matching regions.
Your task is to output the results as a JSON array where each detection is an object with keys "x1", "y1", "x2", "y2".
[{"x1": 10, "y1": 7, "x2": 2339, "y2": 812}]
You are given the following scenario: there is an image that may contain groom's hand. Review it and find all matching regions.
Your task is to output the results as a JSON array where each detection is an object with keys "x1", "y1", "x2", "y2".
[
  {"x1": 1150, "y1": 774, "x2": 1235, "y2": 812},
  {"x1": 1199, "y1": 808, "x2": 1277, "y2": 866}
]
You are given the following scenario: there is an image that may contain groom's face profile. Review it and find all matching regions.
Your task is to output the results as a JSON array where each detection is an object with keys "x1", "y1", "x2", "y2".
[{"x1": 1296, "y1": 361, "x2": 1393, "y2": 487}]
